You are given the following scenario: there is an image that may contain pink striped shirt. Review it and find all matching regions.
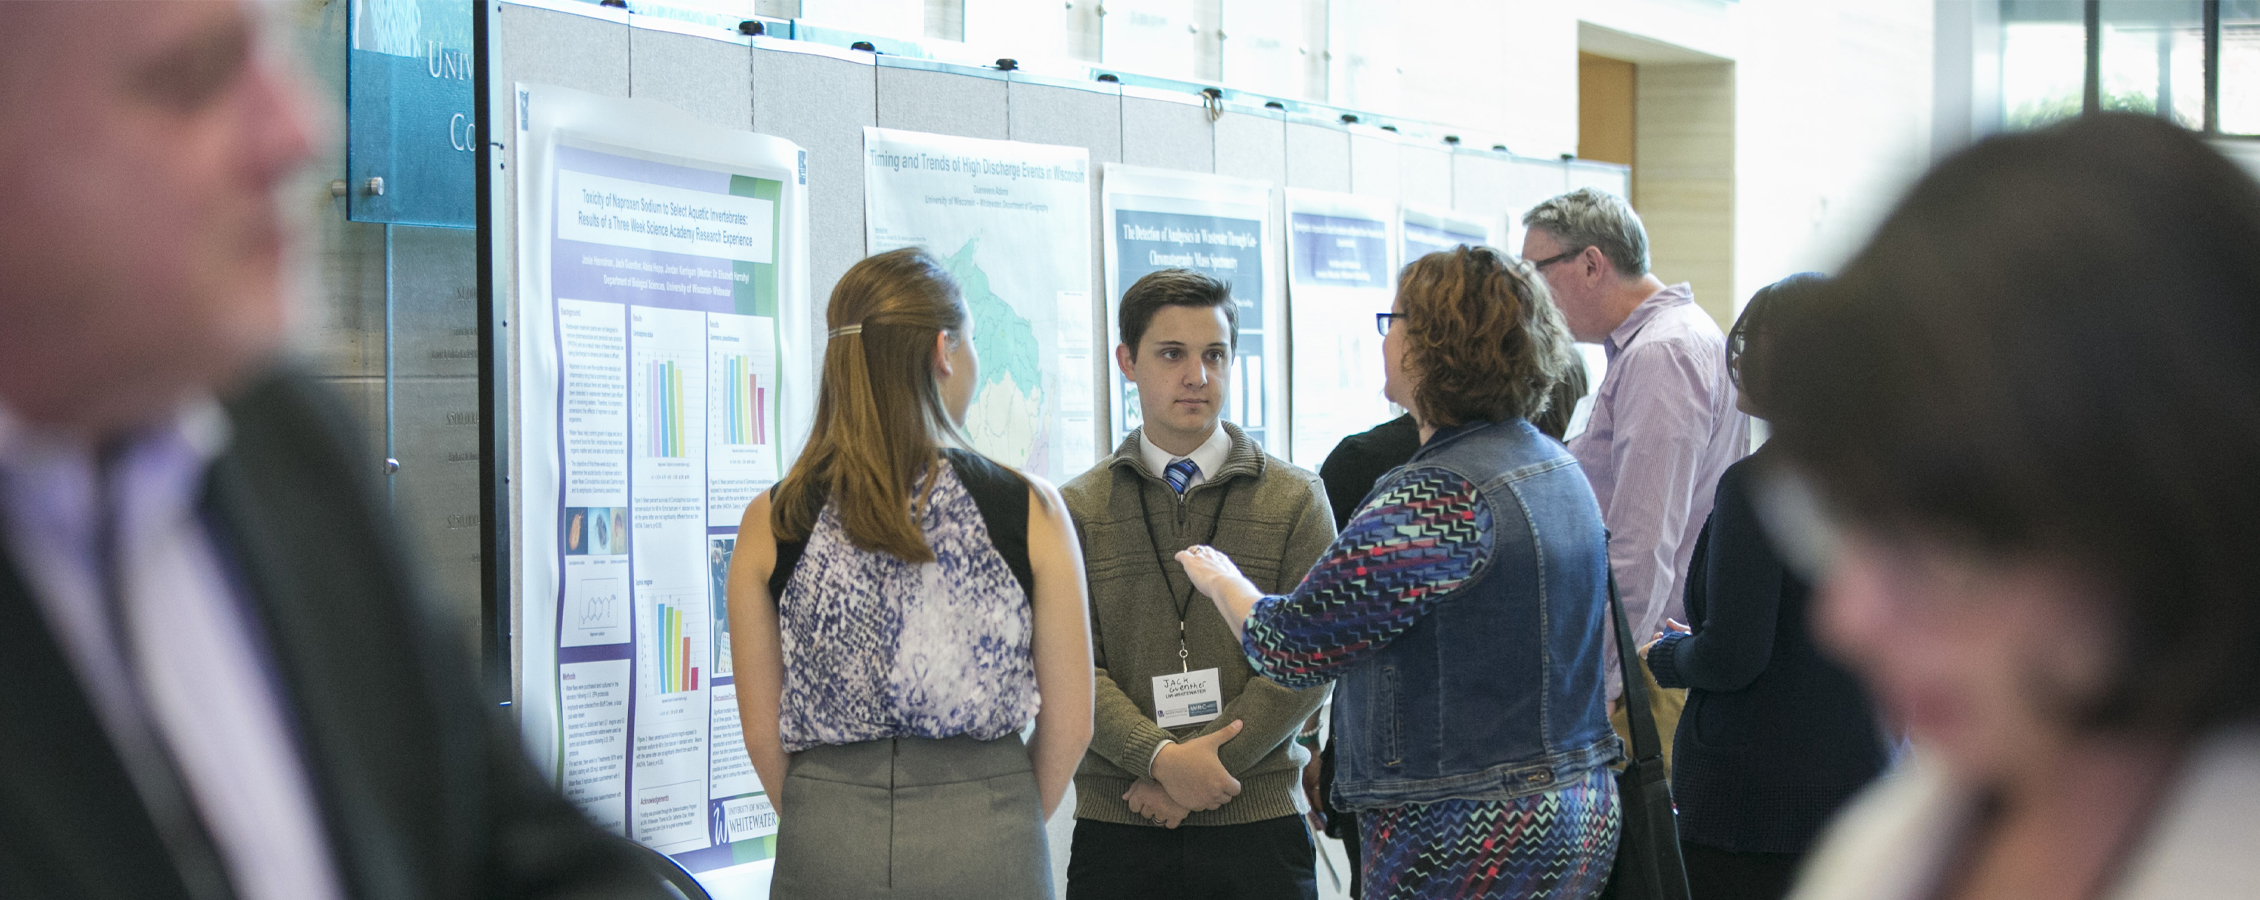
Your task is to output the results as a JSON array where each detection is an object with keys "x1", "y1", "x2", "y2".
[{"x1": 1568, "y1": 284, "x2": 1750, "y2": 698}]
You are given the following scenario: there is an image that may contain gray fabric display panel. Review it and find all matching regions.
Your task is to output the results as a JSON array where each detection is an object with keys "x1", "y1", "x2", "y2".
[
  {"x1": 1399, "y1": 145, "x2": 1453, "y2": 209},
  {"x1": 1284, "y1": 121, "x2": 1352, "y2": 192},
  {"x1": 631, "y1": 27, "x2": 753, "y2": 130},
  {"x1": 1508, "y1": 156, "x2": 1575, "y2": 212},
  {"x1": 1452, "y1": 151, "x2": 1520, "y2": 219},
  {"x1": 751, "y1": 45, "x2": 875, "y2": 334},
  {"x1": 878, "y1": 64, "x2": 1009, "y2": 138},
  {"x1": 1349, "y1": 131, "x2": 1401, "y2": 199},
  {"x1": 1214, "y1": 110, "x2": 1287, "y2": 185},
  {"x1": 1006, "y1": 78, "x2": 1120, "y2": 405},
  {"x1": 1568, "y1": 159, "x2": 1632, "y2": 198},
  {"x1": 1504, "y1": 156, "x2": 1575, "y2": 248},
  {"x1": 497, "y1": 3, "x2": 628, "y2": 96},
  {"x1": 1122, "y1": 93, "x2": 1216, "y2": 173}
]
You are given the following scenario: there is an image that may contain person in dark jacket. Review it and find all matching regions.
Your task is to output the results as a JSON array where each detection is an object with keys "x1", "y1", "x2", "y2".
[
  {"x1": 0, "y1": 5, "x2": 667, "y2": 898},
  {"x1": 1641, "y1": 274, "x2": 1891, "y2": 900}
]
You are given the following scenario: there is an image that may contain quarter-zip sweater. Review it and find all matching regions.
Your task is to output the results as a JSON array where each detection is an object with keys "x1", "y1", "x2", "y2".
[{"x1": 1061, "y1": 423, "x2": 1337, "y2": 827}]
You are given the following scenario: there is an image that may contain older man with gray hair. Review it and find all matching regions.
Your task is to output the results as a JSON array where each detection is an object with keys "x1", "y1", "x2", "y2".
[{"x1": 1521, "y1": 188, "x2": 1748, "y2": 767}]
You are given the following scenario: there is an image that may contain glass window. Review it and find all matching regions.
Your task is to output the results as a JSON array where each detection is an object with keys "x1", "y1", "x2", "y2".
[
  {"x1": 796, "y1": 0, "x2": 927, "y2": 43},
  {"x1": 2223, "y1": 1, "x2": 2260, "y2": 134},
  {"x1": 2001, "y1": 0, "x2": 2089, "y2": 129},
  {"x1": 1101, "y1": 0, "x2": 1199, "y2": 80},
  {"x1": 1221, "y1": 0, "x2": 1316, "y2": 100},
  {"x1": 2098, "y1": 1, "x2": 2203, "y2": 126}
]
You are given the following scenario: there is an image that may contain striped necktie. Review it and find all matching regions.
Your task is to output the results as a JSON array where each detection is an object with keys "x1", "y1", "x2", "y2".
[{"x1": 1164, "y1": 458, "x2": 1200, "y2": 494}]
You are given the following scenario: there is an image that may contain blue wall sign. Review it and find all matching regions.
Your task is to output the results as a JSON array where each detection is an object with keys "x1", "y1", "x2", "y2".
[{"x1": 348, "y1": 0, "x2": 477, "y2": 228}]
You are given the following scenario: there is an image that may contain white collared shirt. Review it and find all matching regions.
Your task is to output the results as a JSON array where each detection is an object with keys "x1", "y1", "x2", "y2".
[
  {"x1": 0, "y1": 400, "x2": 345, "y2": 900},
  {"x1": 1138, "y1": 423, "x2": 1233, "y2": 493}
]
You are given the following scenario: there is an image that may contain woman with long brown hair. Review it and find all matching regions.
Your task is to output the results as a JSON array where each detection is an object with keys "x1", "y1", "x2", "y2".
[{"x1": 726, "y1": 247, "x2": 1093, "y2": 899}]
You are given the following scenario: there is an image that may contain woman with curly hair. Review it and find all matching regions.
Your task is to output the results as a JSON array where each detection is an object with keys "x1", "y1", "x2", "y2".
[{"x1": 1179, "y1": 245, "x2": 1621, "y2": 899}]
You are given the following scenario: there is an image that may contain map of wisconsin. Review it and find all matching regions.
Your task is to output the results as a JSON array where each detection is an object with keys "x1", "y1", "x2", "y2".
[{"x1": 942, "y1": 237, "x2": 1047, "y2": 470}]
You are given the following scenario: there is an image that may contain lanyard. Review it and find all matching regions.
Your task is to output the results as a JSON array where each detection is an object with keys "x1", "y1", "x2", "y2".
[{"x1": 1135, "y1": 464, "x2": 1238, "y2": 673}]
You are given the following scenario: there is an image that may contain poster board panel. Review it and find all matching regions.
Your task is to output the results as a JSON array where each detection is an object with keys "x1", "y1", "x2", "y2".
[
  {"x1": 1400, "y1": 203, "x2": 1501, "y2": 262},
  {"x1": 1101, "y1": 164, "x2": 1283, "y2": 455},
  {"x1": 1284, "y1": 188, "x2": 1398, "y2": 464},
  {"x1": 515, "y1": 82, "x2": 811, "y2": 877},
  {"x1": 863, "y1": 127, "x2": 1098, "y2": 481}
]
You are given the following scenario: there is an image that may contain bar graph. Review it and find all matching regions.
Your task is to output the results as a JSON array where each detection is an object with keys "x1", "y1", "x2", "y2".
[
  {"x1": 720, "y1": 354, "x2": 768, "y2": 446},
  {"x1": 646, "y1": 359, "x2": 688, "y2": 458},
  {"x1": 653, "y1": 598, "x2": 701, "y2": 694}
]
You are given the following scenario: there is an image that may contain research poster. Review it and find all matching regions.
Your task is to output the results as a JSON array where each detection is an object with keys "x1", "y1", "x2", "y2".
[
  {"x1": 863, "y1": 127, "x2": 1098, "y2": 482},
  {"x1": 1101, "y1": 164, "x2": 1282, "y2": 452},
  {"x1": 1285, "y1": 189, "x2": 1399, "y2": 464},
  {"x1": 516, "y1": 83, "x2": 809, "y2": 881},
  {"x1": 1401, "y1": 204, "x2": 1498, "y2": 262}
]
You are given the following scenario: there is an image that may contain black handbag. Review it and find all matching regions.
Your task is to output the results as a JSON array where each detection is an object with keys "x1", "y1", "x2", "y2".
[{"x1": 1597, "y1": 569, "x2": 1693, "y2": 900}]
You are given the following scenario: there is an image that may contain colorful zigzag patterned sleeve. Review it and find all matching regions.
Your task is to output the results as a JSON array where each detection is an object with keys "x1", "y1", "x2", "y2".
[{"x1": 1240, "y1": 467, "x2": 1493, "y2": 689}]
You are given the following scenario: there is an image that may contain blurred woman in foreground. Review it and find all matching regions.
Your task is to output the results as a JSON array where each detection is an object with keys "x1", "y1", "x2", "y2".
[{"x1": 1767, "y1": 114, "x2": 2260, "y2": 900}]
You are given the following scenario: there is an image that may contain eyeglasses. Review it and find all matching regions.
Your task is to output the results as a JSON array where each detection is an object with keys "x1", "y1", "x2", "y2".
[
  {"x1": 1376, "y1": 312, "x2": 1405, "y2": 336},
  {"x1": 1528, "y1": 247, "x2": 1586, "y2": 270}
]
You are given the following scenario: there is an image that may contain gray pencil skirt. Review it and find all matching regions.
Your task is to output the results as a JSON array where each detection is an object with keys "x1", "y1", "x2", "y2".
[{"x1": 770, "y1": 733, "x2": 1052, "y2": 900}]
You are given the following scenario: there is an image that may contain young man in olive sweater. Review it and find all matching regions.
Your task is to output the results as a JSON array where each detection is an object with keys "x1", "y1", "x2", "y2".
[{"x1": 1062, "y1": 269, "x2": 1336, "y2": 900}]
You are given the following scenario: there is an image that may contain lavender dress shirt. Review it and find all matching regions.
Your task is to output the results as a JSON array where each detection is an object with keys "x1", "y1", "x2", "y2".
[
  {"x1": 0, "y1": 401, "x2": 345, "y2": 900},
  {"x1": 1567, "y1": 284, "x2": 1750, "y2": 698}
]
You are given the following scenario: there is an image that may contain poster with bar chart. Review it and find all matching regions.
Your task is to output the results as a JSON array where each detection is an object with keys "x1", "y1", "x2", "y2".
[
  {"x1": 645, "y1": 358, "x2": 691, "y2": 458},
  {"x1": 651, "y1": 597, "x2": 704, "y2": 694},
  {"x1": 705, "y1": 312, "x2": 779, "y2": 528},
  {"x1": 517, "y1": 85, "x2": 807, "y2": 887},
  {"x1": 721, "y1": 357, "x2": 767, "y2": 446}
]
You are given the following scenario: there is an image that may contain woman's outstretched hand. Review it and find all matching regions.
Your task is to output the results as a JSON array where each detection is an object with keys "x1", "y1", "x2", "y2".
[{"x1": 1176, "y1": 545, "x2": 1262, "y2": 641}]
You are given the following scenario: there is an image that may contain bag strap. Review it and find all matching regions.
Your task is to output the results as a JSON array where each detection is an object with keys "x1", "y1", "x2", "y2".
[{"x1": 1608, "y1": 569, "x2": 1665, "y2": 770}]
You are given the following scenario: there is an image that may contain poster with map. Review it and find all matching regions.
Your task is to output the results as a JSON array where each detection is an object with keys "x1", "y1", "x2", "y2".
[
  {"x1": 515, "y1": 84, "x2": 809, "y2": 888},
  {"x1": 863, "y1": 127, "x2": 1098, "y2": 482}
]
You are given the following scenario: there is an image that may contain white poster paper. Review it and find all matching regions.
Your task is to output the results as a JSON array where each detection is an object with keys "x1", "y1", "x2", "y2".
[
  {"x1": 1102, "y1": 164, "x2": 1282, "y2": 454},
  {"x1": 1400, "y1": 203, "x2": 1499, "y2": 262},
  {"x1": 516, "y1": 83, "x2": 809, "y2": 879},
  {"x1": 863, "y1": 127, "x2": 1097, "y2": 482},
  {"x1": 1285, "y1": 189, "x2": 1399, "y2": 464}
]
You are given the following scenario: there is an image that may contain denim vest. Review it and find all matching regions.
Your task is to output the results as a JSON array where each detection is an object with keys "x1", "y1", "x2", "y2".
[{"x1": 1330, "y1": 418, "x2": 1620, "y2": 810}]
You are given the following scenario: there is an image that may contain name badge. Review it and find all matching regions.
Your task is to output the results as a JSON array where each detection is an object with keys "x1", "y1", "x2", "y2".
[{"x1": 1153, "y1": 668, "x2": 1223, "y2": 728}]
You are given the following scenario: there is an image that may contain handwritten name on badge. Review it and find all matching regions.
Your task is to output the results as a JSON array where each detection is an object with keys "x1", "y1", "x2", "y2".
[{"x1": 1153, "y1": 668, "x2": 1223, "y2": 728}]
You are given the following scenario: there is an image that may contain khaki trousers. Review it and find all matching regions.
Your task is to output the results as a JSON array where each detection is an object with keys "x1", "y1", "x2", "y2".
[{"x1": 1608, "y1": 656, "x2": 1687, "y2": 779}]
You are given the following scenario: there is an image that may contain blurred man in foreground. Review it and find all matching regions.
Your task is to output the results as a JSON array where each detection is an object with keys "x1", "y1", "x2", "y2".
[{"x1": 0, "y1": 4, "x2": 660, "y2": 898}]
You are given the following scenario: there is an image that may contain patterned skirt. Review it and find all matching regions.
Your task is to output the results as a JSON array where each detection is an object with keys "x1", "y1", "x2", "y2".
[{"x1": 1358, "y1": 766, "x2": 1621, "y2": 900}]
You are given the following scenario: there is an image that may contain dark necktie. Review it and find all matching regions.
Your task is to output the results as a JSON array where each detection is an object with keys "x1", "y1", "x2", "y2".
[{"x1": 1164, "y1": 458, "x2": 1200, "y2": 495}]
